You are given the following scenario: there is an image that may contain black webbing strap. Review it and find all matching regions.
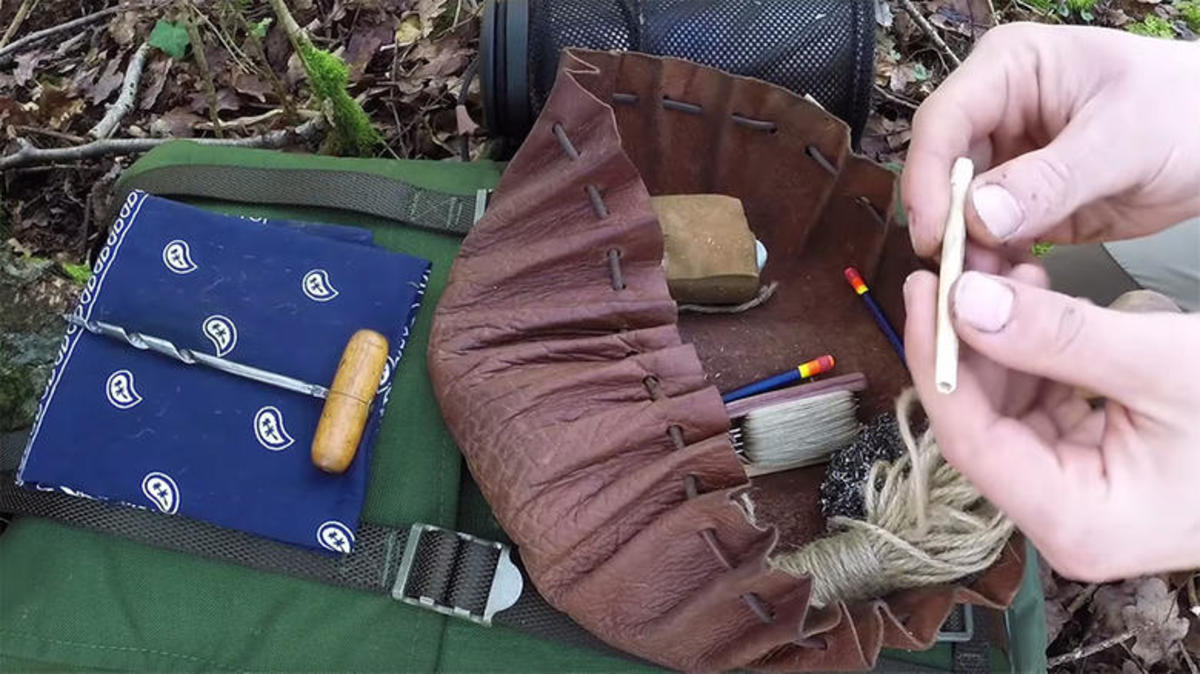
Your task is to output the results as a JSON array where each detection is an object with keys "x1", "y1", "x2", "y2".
[
  {"x1": 112, "y1": 164, "x2": 487, "y2": 235},
  {"x1": 0, "y1": 432, "x2": 627, "y2": 660},
  {"x1": 0, "y1": 432, "x2": 961, "y2": 672}
]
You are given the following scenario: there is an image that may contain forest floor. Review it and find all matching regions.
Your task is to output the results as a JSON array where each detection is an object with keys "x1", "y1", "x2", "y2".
[{"x1": 1, "y1": 0, "x2": 1198, "y2": 671}]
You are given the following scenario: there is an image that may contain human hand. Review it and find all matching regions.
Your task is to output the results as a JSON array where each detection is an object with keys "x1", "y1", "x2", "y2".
[
  {"x1": 903, "y1": 264, "x2": 1200, "y2": 582},
  {"x1": 901, "y1": 23, "x2": 1200, "y2": 258}
]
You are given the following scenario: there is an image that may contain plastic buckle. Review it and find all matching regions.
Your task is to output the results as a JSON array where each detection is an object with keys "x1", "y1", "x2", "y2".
[
  {"x1": 936, "y1": 603, "x2": 975, "y2": 642},
  {"x1": 391, "y1": 523, "x2": 523, "y2": 626},
  {"x1": 473, "y1": 188, "x2": 492, "y2": 224}
]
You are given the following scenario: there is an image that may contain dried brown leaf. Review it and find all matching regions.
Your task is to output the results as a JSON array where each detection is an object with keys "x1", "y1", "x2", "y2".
[
  {"x1": 888, "y1": 62, "x2": 929, "y2": 93},
  {"x1": 14, "y1": 51, "x2": 45, "y2": 87},
  {"x1": 107, "y1": 11, "x2": 140, "y2": 46},
  {"x1": 344, "y1": 24, "x2": 392, "y2": 80},
  {"x1": 395, "y1": 15, "x2": 422, "y2": 47},
  {"x1": 265, "y1": 24, "x2": 292, "y2": 72},
  {"x1": 89, "y1": 56, "x2": 124, "y2": 105},
  {"x1": 187, "y1": 88, "x2": 240, "y2": 114},
  {"x1": 232, "y1": 73, "x2": 271, "y2": 103},
  {"x1": 285, "y1": 52, "x2": 307, "y2": 89},
  {"x1": 0, "y1": 97, "x2": 34, "y2": 128},
  {"x1": 37, "y1": 85, "x2": 85, "y2": 130},
  {"x1": 150, "y1": 107, "x2": 204, "y2": 137},
  {"x1": 418, "y1": 0, "x2": 451, "y2": 31},
  {"x1": 139, "y1": 57, "x2": 172, "y2": 110},
  {"x1": 1094, "y1": 577, "x2": 1190, "y2": 667}
]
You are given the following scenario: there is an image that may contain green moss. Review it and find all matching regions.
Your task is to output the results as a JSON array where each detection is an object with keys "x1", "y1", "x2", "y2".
[
  {"x1": 1031, "y1": 242, "x2": 1054, "y2": 257},
  {"x1": 1126, "y1": 15, "x2": 1176, "y2": 38},
  {"x1": 1065, "y1": 0, "x2": 1097, "y2": 15},
  {"x1": 60, "y1": 262, "x2": 91, "y2": 285},
  {"x1": 298, "y1": 44, "x2": 381, "y2": 156},
  {"x1": 1178, "y1": 1, "x2": 1200, "y2": 30}
]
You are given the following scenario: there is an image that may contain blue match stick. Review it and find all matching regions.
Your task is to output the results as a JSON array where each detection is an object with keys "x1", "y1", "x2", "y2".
[
  {"x1": 721, "y1": 355, "x2": 836, "y2": 403},
  {"x1": 844, "y1": 266, "x2": 907, "y2": 367}
]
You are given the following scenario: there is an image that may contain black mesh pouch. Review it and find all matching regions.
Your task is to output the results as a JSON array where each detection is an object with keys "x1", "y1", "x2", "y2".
[{"x1": 482, "y1": 0, "x2": 875, "y2": 147}]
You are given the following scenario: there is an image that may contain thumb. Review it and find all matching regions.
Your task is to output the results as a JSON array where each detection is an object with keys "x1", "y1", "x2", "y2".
[
  {"x1": 949, "y1": 270, "x2": 1191, "y2": 405},
  {"x1": 965, "y1": 118, "x2": 1126, "y2": 245}
]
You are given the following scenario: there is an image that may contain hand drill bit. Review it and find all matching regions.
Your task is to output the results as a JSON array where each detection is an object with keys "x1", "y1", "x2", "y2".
[
  {"x1": 63, "y1": 314, "x2": 390, "y2": 474},
  {"x1": 65, "y1": 314, "x2": 329, "y2": 398}
]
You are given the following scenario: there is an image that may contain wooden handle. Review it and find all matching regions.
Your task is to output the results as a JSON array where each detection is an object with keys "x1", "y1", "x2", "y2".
[{"x1": 312, "y1": 329, "x2": 389, "y2": 474}]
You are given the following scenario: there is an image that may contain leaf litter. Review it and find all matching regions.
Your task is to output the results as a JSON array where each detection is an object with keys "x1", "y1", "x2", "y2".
[{"x1": 0, "y1": 2, "x2": 1197, "y2": 670}]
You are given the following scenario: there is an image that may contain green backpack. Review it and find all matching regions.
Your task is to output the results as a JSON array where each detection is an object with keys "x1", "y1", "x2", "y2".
[{"x1": 0, "y1": 142, "x2": 1048, "y2": 673}]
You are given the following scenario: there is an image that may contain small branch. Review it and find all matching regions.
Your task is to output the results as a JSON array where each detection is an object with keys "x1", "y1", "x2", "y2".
[
  {"x1": 89, "y1": 43, "x2": 150, "y2": 140},
  {"x1": 185, "y1": 18, "x2": 223, "y2": 139},
  {"x1": 1066, "y1": 582, "x2": 1099, "y2": 616},
  {"x1": 900, "y1": 0, "x2": 963, "y2": 68},
  {"x1": 192, "y1": 4, "x2": 253, "y2": 74},
  {"x1": 8, "y1": 163, "x2": 107, "y2": 175},
  {"x1": 238, "y1": 11, "x2": 299, "y2": 123},
  {"x1": 13, "y1": 125, "x2": 88, "y2": 144},
  {"x1": 268, "y1": 0, "x2": 313, "y2": 54},
  {"x1": 0, "y1": 5, "x2": 123, "y2": 62},
  {"x1": 873, "y1": 84, "x2": 922, "y2": 111},
  {"x1": 1046, "y1": 629, "x2": 1138, "y2": 668},
  {"x1": 1180, "y1": 641, "x2": 1200, "y2": 674},
  {"x1": 195, "y1": 107, "x2": 319, "y2": 131},
  {"x1": 0, "y1": 118, "x2": 324, "y2": 171},
  {"x1": 0, "y1": 0, "x2": 41, "y2": 50}
]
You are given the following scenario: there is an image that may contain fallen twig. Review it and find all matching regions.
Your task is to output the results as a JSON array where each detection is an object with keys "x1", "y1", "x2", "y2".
[
  {"x1": 1180, "y1": 641, "x2": 1199, "y2": 674},
  {"x1": 89, "y1": 43, "x2": 151, "y2": 140},
  {"x1": 238, "y1": 11, "x2": 299, "y2": 124},
  {"x1": 0, "y1": 5, "x2": 122, "y2": 62},
  {"x1": 7, "y1": 163, "x2": 107, "y2": 175},
  {"x1": 186, "y1": 18, "x2": 223, "y2": 139},
  {"x1": 1046, "y1": 629, "x2": 1138, "y2": 668},
  {"x1": 1, "y1": 0, "x2": 40, "y2": 50},
  {"x1": 900, "y1": 0, "x2": 963, "y2": 68},
  {"x1": 1066, "y1": 582, "x2": 1100, "y2": 616},
  {"x1": 195, "y1": 108, "x2": 319, "y2": 131},
  {"x1": 0, "y1": 118, "x2": 324, "y2": 171},
  {"x1": 269, "y1": 0, "x2": 313, "y2": 54},
  {"x1": 13, "y1": 126, "x2": 88, "y2": 144},
  {"x1": 874, "y1": 84, "x2": 922, "y2": 111}
]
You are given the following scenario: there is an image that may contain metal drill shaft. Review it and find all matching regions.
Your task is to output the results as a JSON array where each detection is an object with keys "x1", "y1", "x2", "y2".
[{"x1": 64, "y1": 314, "x2": 330, "y2": 399}]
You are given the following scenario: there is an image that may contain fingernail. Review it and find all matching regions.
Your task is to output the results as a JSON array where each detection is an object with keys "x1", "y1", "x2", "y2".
[
  {"x1": 972, "y1": 184, "x2": 1023, "y2": 240},
  {"x1": 954, "y1": 272, "x2": 1014, "y2": 332},
  {"x1": 903, "y1": 271, "x2": 919, "y2": 299}
]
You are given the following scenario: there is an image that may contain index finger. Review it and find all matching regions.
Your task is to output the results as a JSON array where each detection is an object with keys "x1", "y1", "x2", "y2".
[{"x1": 900, "y1": 35, "x2": 1020, "y2": 257}]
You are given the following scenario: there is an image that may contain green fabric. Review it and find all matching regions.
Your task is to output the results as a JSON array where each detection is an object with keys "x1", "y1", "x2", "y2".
[
  {"x1": 117, "y1": 141, "x2": 506, "y2": 204},
  {"x1": 0, "y1": 144, "x2": 1044, "y2": 672},
  {"x1": 0, "y1": 146, "x2": 639, "y2": 673},
  {"x1": 1008, "y1": 541, "x2": 1049, "y2": 673}
]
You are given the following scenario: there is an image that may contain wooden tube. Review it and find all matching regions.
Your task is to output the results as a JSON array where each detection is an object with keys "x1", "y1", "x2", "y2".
[
  {"x1": 312, "y1": 329, "x2": 390, "y2": 473},
  {"x1": 935, "y1": 157, "x2": 974, "y2": 394}
]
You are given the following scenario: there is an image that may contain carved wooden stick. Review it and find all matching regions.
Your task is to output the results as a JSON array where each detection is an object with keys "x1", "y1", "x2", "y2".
[{"x1": 936, "y1": 157, "x2": 974, "y2": 394}]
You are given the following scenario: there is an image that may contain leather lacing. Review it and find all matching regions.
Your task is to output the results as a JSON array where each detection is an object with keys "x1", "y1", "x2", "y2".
[
  {"x1": 611, "y1": 92, "x2": 881, "y2": 230},
  {"x1": 612, "y1": 93, "x2": 779, "y2": 133},
  {"x1": 553, "y1": 119, "x2": 830, "y2": 652}
]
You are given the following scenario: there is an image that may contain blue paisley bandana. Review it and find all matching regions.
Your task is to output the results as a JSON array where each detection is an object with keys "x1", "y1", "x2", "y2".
[{"x1": 16, "y1": 191, "x2": 432, "y2": 554}]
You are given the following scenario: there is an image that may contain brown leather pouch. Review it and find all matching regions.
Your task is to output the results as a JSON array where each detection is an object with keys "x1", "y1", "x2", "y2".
[{"x1": 429, "y1": 49, "x2": 1024, "y2": 672}]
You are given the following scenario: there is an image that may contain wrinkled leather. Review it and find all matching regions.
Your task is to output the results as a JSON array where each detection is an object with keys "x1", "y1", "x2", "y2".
[{"x1": 428, "y1": 49, "x2": 1024, "y2": 672}]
